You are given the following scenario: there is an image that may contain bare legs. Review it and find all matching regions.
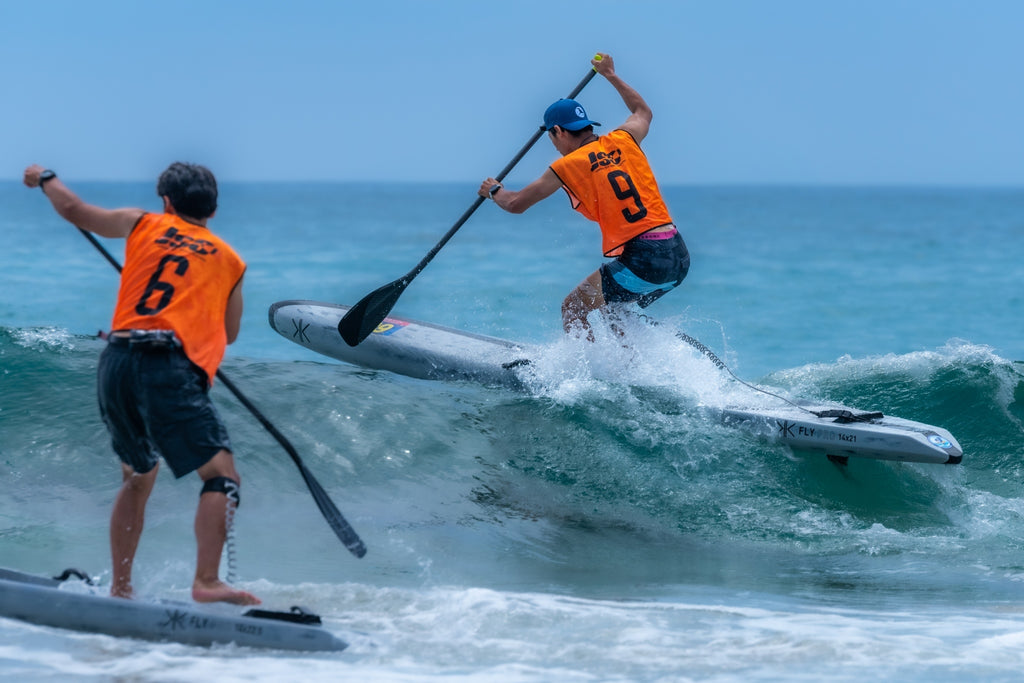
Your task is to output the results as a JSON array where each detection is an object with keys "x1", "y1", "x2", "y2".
[
  {"x1": 192, "y1": 449, "x2": 260, "y2": 605},
  {"x1": 108, "y1": 449, "x2": 260, "y2": 606},
  {"x1": 110, "y1": 463, "x2": 158, "y2": 599},
  {"x1": 562, "y1": 270, "x2": 607, "y2": 339}
]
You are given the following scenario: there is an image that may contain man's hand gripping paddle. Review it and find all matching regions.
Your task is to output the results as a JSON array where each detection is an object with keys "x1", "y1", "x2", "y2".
[{"x1": 338, "y1": 55, "x2": 604, "y2": 346}]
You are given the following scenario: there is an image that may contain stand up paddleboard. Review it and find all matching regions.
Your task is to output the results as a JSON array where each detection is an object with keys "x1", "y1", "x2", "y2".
[
  {"x1": 268, "y1": 300, "x2": 962, "y2": 465},
  {"x1": 0, "y1": 567, "x2": 347, "y2": 651}
]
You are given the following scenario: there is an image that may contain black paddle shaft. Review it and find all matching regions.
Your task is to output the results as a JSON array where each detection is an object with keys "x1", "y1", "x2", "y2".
[
  {"x1": 338, "y1": 63, "x2": 601, "y2": 346},
  {"x1": 75, "y1": 228, "x2": 367, "y2": 558}
]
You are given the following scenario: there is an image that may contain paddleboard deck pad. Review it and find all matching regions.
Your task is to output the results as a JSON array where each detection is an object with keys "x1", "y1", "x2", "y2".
[
  {"x1": 268, "y1": 300, "x2": 962, "y2": 465},
  {"x1": 0, "y1": 567, "x2": 347, "y2": 651}
]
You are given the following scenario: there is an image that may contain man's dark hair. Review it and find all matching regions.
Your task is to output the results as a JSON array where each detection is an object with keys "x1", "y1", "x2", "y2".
[
  {"x1": 564, "y1": 125, "x2": 595, "y2": 137},
  {"x1": 157, "y1": 162, "x2": 218, "y2": 219}
]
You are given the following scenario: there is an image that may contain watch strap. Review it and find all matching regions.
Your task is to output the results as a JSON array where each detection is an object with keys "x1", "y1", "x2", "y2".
[{"x1": 39, "y1": 170, "x2": 57, "y2": 191}]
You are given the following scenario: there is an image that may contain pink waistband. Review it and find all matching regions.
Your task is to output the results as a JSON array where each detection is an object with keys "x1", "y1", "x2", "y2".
[{"x1": 635, "y1": 227, "x2": 678, "y2": 241}]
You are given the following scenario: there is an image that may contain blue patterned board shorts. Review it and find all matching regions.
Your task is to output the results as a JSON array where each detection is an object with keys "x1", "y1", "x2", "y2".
[{"x1": 599, "y1": 230, "x2": 690, "y2": 308}]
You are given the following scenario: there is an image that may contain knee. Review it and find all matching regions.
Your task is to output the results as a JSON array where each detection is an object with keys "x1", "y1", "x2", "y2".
[
  {"x1": 561, "y1": 293, "x2": 578, "y2": 320},
  {"x1": 562, "y1": 285, "x2": 598, "y2": 331},
  {"x1": 561, "y1": 296, "x2": 583, "y2": 333},
  {"x1": 122, "y1": 464, "x2": 159, "y2": 492},
  {"x1": 198, "y1": 449, "x2": 240, "y2": 483}
]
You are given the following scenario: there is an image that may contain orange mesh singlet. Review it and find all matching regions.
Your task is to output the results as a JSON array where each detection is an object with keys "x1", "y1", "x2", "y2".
[
  {"x1": 111, "y1": 213, "x2": 246, "y2": 384},
  {"x1": 550, "y1": 129, "x2": 674, "y2": 256}
]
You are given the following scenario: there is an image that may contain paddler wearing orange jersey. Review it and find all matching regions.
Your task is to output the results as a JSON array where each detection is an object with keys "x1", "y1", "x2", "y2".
[
  {"x1": 23, "y1": 161, "x2": 260, "y2": 608},
  {"x1": 112, "y1": 211, "x2": 245, "y2": 385},
  {"x1": 479, "y1": 52, "x2": 689, "y2": 337}
]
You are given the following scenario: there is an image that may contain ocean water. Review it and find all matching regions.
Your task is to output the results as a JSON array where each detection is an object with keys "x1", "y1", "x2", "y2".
[{"x1": 2, "y1": 180, "x2": 1024, "y2": 681}]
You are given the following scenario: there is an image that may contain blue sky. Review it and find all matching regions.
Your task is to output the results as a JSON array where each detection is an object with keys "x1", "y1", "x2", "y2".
[{"x1": 3, "y1": 0, "x2": 1022, "y2": 186}]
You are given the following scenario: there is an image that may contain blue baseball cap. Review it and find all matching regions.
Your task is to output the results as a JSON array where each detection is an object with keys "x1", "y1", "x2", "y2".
[{"x1": 543, "y1": 99, "x2": 601, "y2": 131}]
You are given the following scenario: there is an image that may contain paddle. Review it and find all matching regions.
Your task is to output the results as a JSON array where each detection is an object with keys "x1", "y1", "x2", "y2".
[
  {"x1": 76, "y1": 228, "x2": 367, "y2": 558},
  {"x1": 338, "y1": 56, "x2": 603, "y2": 346}
]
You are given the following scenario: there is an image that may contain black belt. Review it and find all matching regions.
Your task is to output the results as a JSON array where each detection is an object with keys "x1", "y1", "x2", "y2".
[{"x1": 107, "y1": 329, "x2": 181, "y2": 351}]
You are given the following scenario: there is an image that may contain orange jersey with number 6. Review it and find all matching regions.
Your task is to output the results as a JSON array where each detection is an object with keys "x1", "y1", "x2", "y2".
[
  {"x1": 111, "y1": 213, "x2": 246, "y2": 384},
  {"x1": 550, "y1": 129, "x2": 674, "y2": 257}
]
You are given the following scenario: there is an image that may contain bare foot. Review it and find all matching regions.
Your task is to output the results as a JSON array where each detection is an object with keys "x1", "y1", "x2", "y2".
[
  {"x1": 110, "y1": 586, "x2": 134, "y2": 600},
  {"x1": 192, "y1": 579, "x2": 261, "y2": 606}
]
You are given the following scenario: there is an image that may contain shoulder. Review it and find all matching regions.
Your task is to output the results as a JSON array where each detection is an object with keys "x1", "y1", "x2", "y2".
[
  {"x1": 133, "y1": 211, "x2": 158, "y2": 227},
  {"x1": 127, "y1": 211, "x2": 165, "y2": 236},
  {"x1": 609, "y1": 128, "x2": 641, "y2": 147},
  {"x1": 97, "y1": 208, "x2": 147, "y2": 239}
]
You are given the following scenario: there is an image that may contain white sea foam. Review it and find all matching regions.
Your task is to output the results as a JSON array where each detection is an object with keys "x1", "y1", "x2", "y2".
[{"x1": 6, "y1": 582, "x2": 1024, "y2": 681}]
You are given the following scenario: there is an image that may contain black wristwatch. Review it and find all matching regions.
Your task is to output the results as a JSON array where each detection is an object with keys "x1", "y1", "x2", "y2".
[
  {"x1": 38, "y1": 170, "x2": 57, "y2": 192},
  {"x1": 488, "y1": 183, "x2": 502, "y2": 199}
]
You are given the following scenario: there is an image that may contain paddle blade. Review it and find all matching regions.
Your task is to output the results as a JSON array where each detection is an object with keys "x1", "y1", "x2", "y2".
[
  {"x1": 338, "y1": 277, "x2": 408, "y2": 346},
  {"x1": 300, "y1": 462, "x2": 367, "y2": 558}
]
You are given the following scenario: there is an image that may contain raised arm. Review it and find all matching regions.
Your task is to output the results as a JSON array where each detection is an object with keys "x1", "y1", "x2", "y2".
[
  {"x1": 592, "y1": 53, "x2": 653, "y2": 144},
  {"x1": 24, "y1": 165, "x2": 144, "y2": 239}
]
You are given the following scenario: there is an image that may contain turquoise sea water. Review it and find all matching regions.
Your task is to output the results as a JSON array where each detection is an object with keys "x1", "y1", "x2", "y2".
[{"x1": 2, "y1": 181, "x2": 1024, "y2": 681}]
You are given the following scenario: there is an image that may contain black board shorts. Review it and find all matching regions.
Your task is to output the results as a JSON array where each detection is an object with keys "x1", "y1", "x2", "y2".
[
  {"x1": 600, "y1": 231, "x2": 690, "y2": 308},
  {"x1": 97, "y1": 333, "x2": 231, "y2": 479}
]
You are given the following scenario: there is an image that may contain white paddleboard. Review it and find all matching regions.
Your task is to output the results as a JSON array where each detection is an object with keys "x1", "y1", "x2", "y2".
[{"x1": 268, "y1": 300, "x2": 962, "y2": 465}]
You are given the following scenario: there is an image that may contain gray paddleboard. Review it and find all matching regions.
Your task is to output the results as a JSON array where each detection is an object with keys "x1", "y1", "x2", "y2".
[
  {"x1": 0, "y1": 567, "x2": 347, "y2": 651},
  {"x1": 268, "y1": 300, "x2": 962, "y2": 465}
]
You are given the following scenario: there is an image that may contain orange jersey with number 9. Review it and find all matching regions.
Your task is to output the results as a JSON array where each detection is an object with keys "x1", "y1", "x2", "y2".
[
  {"x1": 550, "y1": 129, "x2": 674, "y2": 257},
  {"x1": 111, "y1": 213, "x2": 246, "y2": 384}
]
